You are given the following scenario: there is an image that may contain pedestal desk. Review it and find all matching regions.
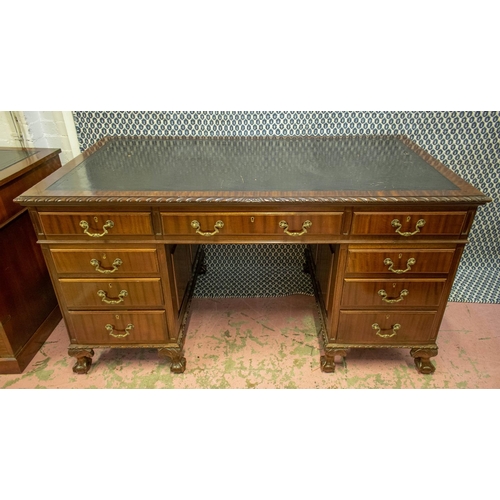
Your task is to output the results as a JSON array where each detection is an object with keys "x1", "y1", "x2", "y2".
[
  {"x1": 15, "y1": 136, "x2": 490, "y2": 375},
  {"x1": 1, "y1": 147, "x2": 62, "y2": 373}
]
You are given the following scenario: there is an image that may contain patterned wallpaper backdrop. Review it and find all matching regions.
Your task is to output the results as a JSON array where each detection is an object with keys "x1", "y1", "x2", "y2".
[{"x1": 72, "y1": 111, "x2": 499, "y2": 303}]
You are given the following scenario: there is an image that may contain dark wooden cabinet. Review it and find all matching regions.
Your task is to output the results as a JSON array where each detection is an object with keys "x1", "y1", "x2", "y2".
[
  {"x1": 0, "y1": 147, "x2": 62, "y2": 373},
  {"x1": 15, "y1": 136, "x2": 491, "y2": 375}
]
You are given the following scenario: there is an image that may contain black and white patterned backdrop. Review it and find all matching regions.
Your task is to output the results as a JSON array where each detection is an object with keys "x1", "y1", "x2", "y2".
[{"x1": 72, "y1": 111, "x2": 499, "y2": 303}]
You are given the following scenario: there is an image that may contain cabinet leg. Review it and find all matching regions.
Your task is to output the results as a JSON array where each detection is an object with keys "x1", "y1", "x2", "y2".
[
  {"x1": 410, "y1": 347, "x2": 438, "y2": 374},
  {"x1": 158, "y1": 347, "x2": 186, "y2": 374},
  {"x1": 320, "y1": 348, "x2": 347, "y2": 373},
  {"x1": 68, "y1": 348, "x2": 95, "y2": 374}
]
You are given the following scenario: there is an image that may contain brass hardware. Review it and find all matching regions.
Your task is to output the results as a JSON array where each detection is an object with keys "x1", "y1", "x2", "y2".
[
  {"x1": 97, "y1": 289, "x2": 128, "y2": 304},
  {"x1": 105, "y1": 323, "x2": 134, "y2": 338},
  {"x1": 90, "y1": 257, "x2": 123, "y2": 274},
  {"x1": 378, "y1": 288, "x2": 409, "y2": 303},
  {"x1": 384, "y1": 257, "x2": 416, "y2": 274},
  {"x1": 94, "y1": 216, "x2": 98, "y2": 223},
  {"x1": 250, "y1": 217, "x2": 255, "y2": 223},
  {"x1": 391, "y1": 218, "x2": 425, "y2": 236},
  {"x1": 372, "y1": 323, "x2": 401, "y2": 338},
  {"x1": 191, "y1": 220, "x2": 224, "y2": 236},
  {"x1": 80, "y1": 219, "x2": 114, "y2": 237},
  {"x1": 279, "y1": 220, "x2": 312, "y2": 237}
]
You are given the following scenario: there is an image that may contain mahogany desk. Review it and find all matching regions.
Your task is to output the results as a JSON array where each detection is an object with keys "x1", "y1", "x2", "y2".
[{"x1": 15, "y1": 136, "x2": 490, "y2": 374}]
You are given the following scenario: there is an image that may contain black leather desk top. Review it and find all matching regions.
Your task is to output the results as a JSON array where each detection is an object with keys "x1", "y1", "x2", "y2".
[{"x1": 46, "y1": 136, "x2": 459, "y2": 193}]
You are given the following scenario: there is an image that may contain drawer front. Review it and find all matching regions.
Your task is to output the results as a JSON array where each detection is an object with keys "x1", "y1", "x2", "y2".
[
  {"x1": 337, "y1": 311, "x2": 437, "y2": 344},
  {"x1": 39, "y1": 212, "x2": 153, "y2": 237},
  {"x1": 341, "y1": 279, "x2": 446, "y2": 307},
  {"x1": 59, "y1": 278, "x2": 164, "y2": 308},
  {"x1": 351, "y1": 212, "x2": 467, "y2": 236},
  {"x1": 69, "y1": 310, "x2": 168, "y2": 344},
  {"x1": 161, "y1": 212, "x2": 343, "y2": 237},
  {"x1": 50, "y1": 248, "x2": 159, "y2": 275},
  {"x1": 346, "y1": 248, "x2": 455, "y2": 274}
]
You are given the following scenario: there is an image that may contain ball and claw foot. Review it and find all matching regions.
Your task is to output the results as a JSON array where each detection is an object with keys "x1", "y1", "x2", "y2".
[
  {"x1": 320, "y1": 349, "x2": 347, "y2": 373},
  {"x1": 410, "y1": 347, "x2": 438, "y2": 375},
  {"x1": 158, "y1": 347, "x2": 186, "y2": 374},
  {"x1": 170, "y1": 357, "x2": 187, "y2": 374},
  {"x1": 320, "y1": 355, "x2": 336, "y2": 373},
  {"x1": 68, "y1": 348, "x2": 95, "y2": 374}
]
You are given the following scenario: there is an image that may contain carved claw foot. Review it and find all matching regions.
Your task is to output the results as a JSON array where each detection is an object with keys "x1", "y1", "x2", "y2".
[
  {"x1": 320, "y1": 349, "x2": 347, "y2": 373},
  {"x1": 410, "y1": 347, "x2": 438, "y2": 374},
  {"x1": 320, "y1": 355, "x2": 336, "y2": 373},
  {"x1": 158, "y1": 347, "x2": 186, "y2": 374},
  {"x1": 68, "y1": 348, "x2": 95, "y2": 374}
]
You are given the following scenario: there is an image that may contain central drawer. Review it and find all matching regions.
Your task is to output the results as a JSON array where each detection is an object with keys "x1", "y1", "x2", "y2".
[
  {"x1": 59, "y1": 278, "x2": 164, "y2": 308},
  {"x1": 69, "y1": 310, "x2": 168, "y2": 344},
  {"x1": 161, "y1": 212, "x2": 343, "y2": 237}
]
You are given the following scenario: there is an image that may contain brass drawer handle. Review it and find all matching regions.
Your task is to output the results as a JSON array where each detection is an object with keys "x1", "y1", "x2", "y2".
[
  {"x1": 90, "y1": 258, "x2": 123, "y2": 274},
  {"x1": 191, "y1": 220, "x2": 224, "y2": 236},
  {"x1": 105, "y1": 323, "x2": 134, "y2": 338},
  {"x1": 391, "y1": 218, "x2": 426, "y2": 237},
  {"x1": 384, "y1": 257, "x2": 416, "y2": 274},
  {"x1": 378, "y1": 289, "x2": 409, "y2": 303},
  {"x1": 80, "y1": 219, "x2": 114, "y2": 237},
  {"x1": 97, "y1": 289, "x2": 128, "y2": 304},
  {"x1": 372, "y1": 323, "x2": 401, "y2": 338},
  {"x1": 279, "y1": 220, "x2": 312, "y2": 237}
]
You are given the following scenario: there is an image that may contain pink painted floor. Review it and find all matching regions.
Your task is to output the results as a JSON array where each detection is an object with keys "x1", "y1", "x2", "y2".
[{"x1": 1, "y1": 298, "x2": 499, "y2": 388}]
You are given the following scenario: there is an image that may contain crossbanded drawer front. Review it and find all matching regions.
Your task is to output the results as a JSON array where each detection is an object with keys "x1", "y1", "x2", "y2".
[
  {"x1": 161, "y1": 212, "x2": 343, "y2": 237},
  {"x1": 50, "y1": 248, "x2": 159, "y2": 275},
  {"x1": 59, "y1": 278, "x2": 164, "y2": 308},
  {"x1": 39, "y1": 212, "x2": 154, "y2": 237},
  {"x1": 337, "y1": 311, "x2": 437, "y2": 344},
  {"x1": 351, "y1": 212, "x2": 467, "y2": 236},
  {"x1": 346, "y1": 248, "x2": 455, "y2": 274},
  {"x1": 341, "y1": 278, "x2": 446, "y2": 307},
  {"x1": 69, "y1": 311, "x2": 168, "y2": 344}
]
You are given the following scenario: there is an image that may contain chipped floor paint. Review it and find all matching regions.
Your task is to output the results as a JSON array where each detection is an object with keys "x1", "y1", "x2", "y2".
[{"x1": 1, "y1": 298, "x2": 499, "y2": 389}]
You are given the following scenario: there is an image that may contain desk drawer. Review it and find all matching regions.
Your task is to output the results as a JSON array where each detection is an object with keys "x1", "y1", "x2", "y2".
[
  {"x1": 346, "y1": 248, "x2": 455, "y2": 275},
  {"x1": 161, "y1": 212, "x2": 343, "y2": 237},
  {"x1": 50, "y1": 248, "x2": 159, "y2": 275},
  {"x1": 351, "y1": 212, "x2": 467, "y2": 237},
  {"x1": 59, "y1": 278, "x2": 164, "y2": 308},
  {"x1": 39, "y1": 212, "x2": 154, "y2": 238},
  {"x1": 337, "y1": 311, "x2": 437, "y2": 344},
  {"x1": 341, "y1": 278, "x2": 446, "y2": 307},
  {"x1": 69, "y1": 310, "x2": 168, "y2": 344}
]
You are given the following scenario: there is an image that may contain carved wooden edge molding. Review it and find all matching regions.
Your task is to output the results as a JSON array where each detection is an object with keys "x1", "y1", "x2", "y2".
[{"x1": 14, "y1": 195, "x2": 492, "y2": 205}]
